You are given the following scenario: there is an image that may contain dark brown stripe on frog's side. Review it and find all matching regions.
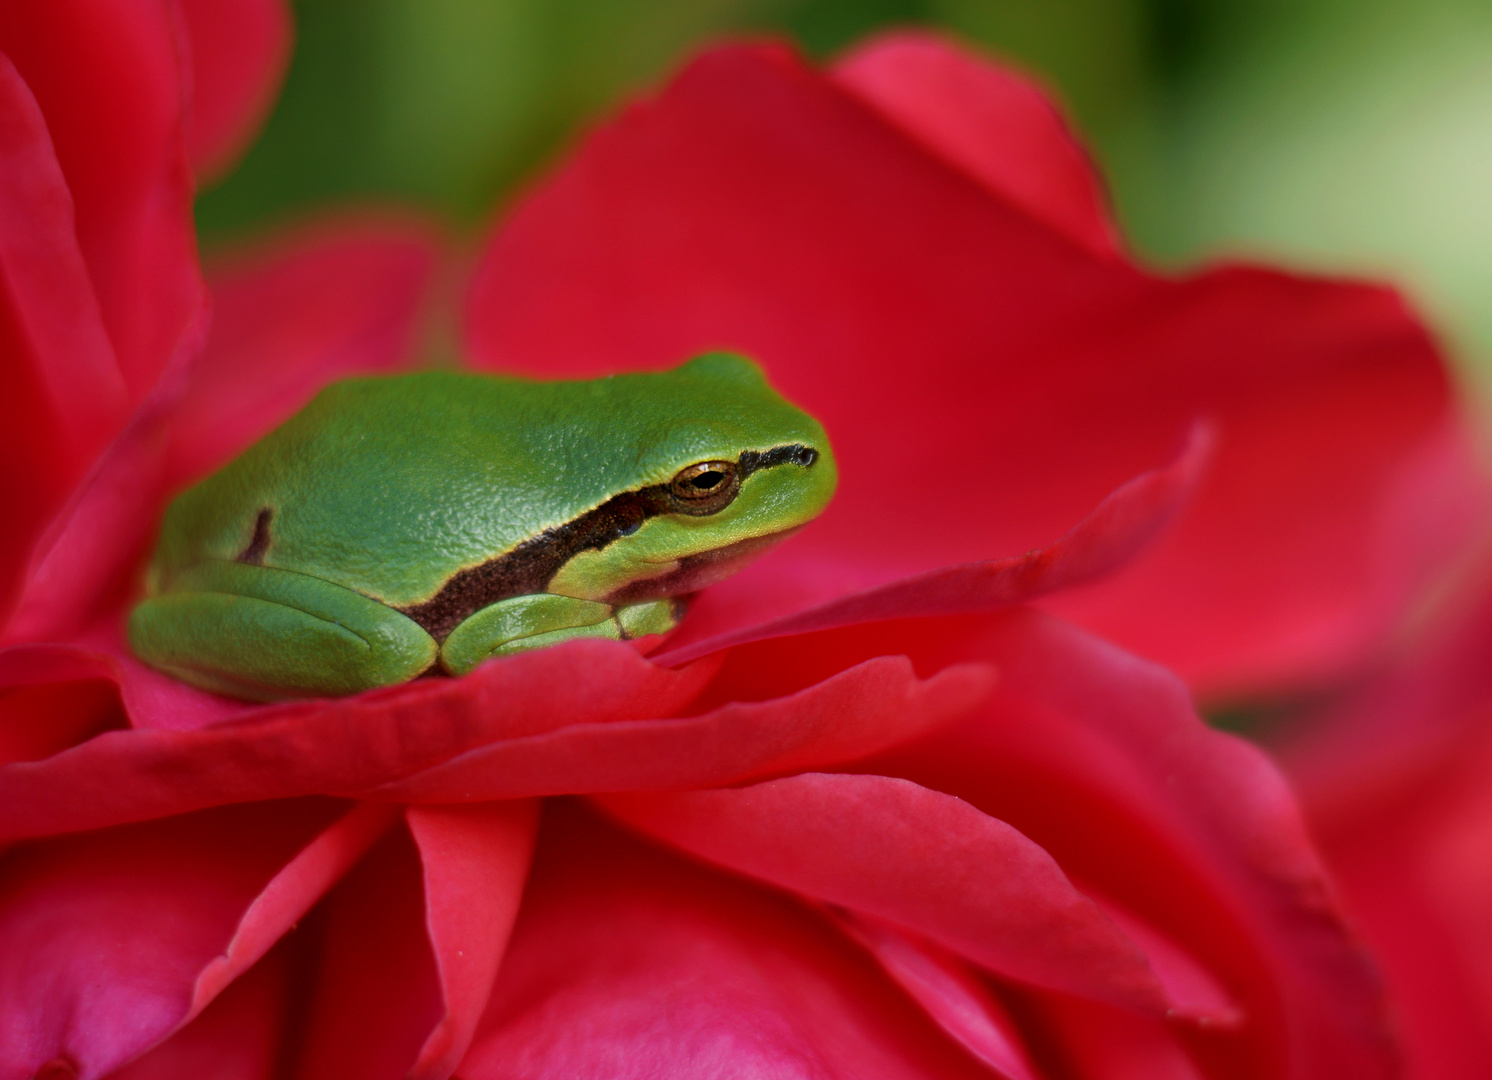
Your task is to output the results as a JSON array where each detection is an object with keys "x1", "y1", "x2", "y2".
[
  {"x1": 398, "y1": 444, "x2": 817, "y2": 642},
  {"x1": 237, "y1": 508, "x2": 274, "y2": 565}
]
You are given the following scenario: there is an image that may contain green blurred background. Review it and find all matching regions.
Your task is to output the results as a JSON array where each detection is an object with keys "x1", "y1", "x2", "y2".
[{"x1": 197, "y1": 0, "x2": 1492, "y2": 387}]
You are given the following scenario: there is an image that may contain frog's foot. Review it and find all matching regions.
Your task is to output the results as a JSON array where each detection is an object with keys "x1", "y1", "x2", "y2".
[
  {"x1": 439, "y1": 595, "x2": 683, "y2": 676},
  {"x1": 128, "y1": 562, "x2": 438, "y2": 702}
]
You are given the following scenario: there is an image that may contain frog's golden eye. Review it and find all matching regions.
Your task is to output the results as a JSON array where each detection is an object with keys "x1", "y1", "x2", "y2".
[{"x1": 669, "y1": 460, "x2": 739, "y2": 514}]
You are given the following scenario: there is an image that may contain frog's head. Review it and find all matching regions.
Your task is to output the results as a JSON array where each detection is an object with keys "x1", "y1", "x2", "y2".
[{"x1": 546, "y1": 352, "x2": 838, "y2": 602}]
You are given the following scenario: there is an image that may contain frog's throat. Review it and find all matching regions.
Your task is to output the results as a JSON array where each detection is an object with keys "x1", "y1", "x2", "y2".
[{"x1": 396, "y1": 444, "x2": 816, "y2": 642}]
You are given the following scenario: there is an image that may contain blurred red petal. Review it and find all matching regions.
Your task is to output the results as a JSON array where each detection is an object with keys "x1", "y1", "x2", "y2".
[
  {"x1": 406, "y1": 801, "x2": 539, "y2": 1080},
  {"x1": 170, "y1": 219, "x2": 439, "y2": 488},
  {"x1": 364, "y1": 653, "x2": 989, "y2": 803},
  {"x1": 0, "y1": 641, "x2": 717, "y2": 841},
  {"x1": 599, "y1": 773, "x2": 1170, "y2": 1013},
  {"x1": 284, "y1": 825, "x2": 443, "y2": 1080},
  {"x1": 458, "y1": 802, "x2": 992, "y2": 1079},
  {"x1": 466, "y1": 40, "x2": 1478, "y2": 698},
  {"x1": 832, "y1": 31, "x2": 1120, "y2": 257},
  {"x1": 177, "y1": 0, "x2": 291, "y2": 181},
  {"x1": 0, "y1": 0, "x2": 202, "y2": 401},
  {"x1": 0, "y1": 800, "x2": 347, "y2": 1079},
  {"x1": 1278, "y1": 581, "x2": 1492, "y2": 1078}
]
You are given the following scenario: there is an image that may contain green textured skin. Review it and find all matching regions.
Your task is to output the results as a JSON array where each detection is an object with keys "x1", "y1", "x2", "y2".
[{"x1": 130, "y1": 354, "x2": 837, "y2": 700}]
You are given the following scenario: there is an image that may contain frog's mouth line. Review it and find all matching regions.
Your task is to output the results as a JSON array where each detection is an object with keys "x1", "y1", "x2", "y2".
[{"x1": 399, "y1": 445, "x2": 819, "y2": 642}]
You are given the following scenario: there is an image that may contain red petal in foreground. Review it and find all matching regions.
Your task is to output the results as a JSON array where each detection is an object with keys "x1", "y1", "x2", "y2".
[
  {"x1": 364, "y1": 654, "x2": 990, "y2": 803},
  {"x1": 0, "y1": 640, "x2": 718, "y2": 842},
  {"x1": 694, "y1": 608, "x2": 1393, "y2": 1077},
  {"x1": 879, "y1": 610, "x2": 1391, "y2": 1079},
  {"x1": 466, "y1": 39, "x2": 1479, "y2": 698},
  {"x1": 176, "y1": 0, "x2": 292, "y2": 181},
  {"x1": 283, "y1": 825, "x2": 443, "y2": 1080},
  {"x1": 600, "y1": 774, "x2": 1169, "y2": 1013},
  {"x1": 458, "y1": 802, "x2": 993, "y2": 1079},
  {"x1": 109, "y1": 942, "x2": 291, "y2": 1080},
  {"x1": 406, "y1": 801, "x2": 539, "y2": 1080}
]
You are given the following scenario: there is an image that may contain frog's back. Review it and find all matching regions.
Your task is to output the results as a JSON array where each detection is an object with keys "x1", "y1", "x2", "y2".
[{"x1": 154, "y1": 372, "x2": 658, "y2": 607}]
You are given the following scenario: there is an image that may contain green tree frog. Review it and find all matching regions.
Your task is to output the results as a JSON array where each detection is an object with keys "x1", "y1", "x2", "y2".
[{"x1": 129, "y1": 353, "x2": 836, "y2": 701}]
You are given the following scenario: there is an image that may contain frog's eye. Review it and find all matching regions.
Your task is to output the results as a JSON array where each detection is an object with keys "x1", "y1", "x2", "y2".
[{"x1": 669, "y1": 460, "x2": 739, "y2": 514}]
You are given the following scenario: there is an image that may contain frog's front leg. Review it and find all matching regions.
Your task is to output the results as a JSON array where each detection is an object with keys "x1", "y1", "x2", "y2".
[
  {"x1": 439, "y1": 595, "x2": 682, "y2": 675},
  {"x1": 128, "y1": 562, "x2": 438, "y2": 702}
]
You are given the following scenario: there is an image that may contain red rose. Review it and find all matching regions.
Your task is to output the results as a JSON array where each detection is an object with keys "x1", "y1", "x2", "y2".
[{"x1": 2, "y1": 7, "x2": 1484, "y2": 1078}]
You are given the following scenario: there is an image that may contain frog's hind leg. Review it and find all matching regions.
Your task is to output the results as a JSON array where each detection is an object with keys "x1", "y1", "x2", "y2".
[
  {"x1": 439, "y1": 593, "x2": 620, "y2": 676},
  {"x1": 129, "y1": 562, "x2": 438, "y2": 701},
  {"x1": 439, "y1": 594, "x2": 686, "y2": 675}
]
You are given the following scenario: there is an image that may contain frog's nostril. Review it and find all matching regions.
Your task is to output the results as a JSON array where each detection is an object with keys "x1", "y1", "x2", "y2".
[{"x1": 794, "y1": 447, "x2": 818, "y2": 467}]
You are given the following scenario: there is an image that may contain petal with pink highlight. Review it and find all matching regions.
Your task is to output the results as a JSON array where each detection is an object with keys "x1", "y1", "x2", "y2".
[{"x1": 0, "y1": 800, "x2": 346, "y2": 1080}]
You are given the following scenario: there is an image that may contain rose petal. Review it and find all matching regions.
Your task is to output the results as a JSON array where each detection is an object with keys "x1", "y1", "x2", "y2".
[
  {"x1": 0, "y1": 0, "x2": 201, "y2": 400},
  {"x1": 846, "y1": 609, "x2": 1393, "y2": 1078},
  {"x1": 457, "y1": 801, "x2": 992, "y2": 1079},
  {"x1": 109, "y1": 943, "x2": 290, "y2": 1080},
  {"x1": 363, "y1": 654, "x2": 990, "y2": 803},
  {"x1": 1027, "y1": 995, "x2": 1211, "y2": 1080},
  {"x1": 598, "y1": 773, "x2": 1170, "y2": 1013},
  {"x1": 177, "y1": 0, "x2": 292, "y2": 181},
  {"x1": 406, "y1": 801, "x2": 539, "y2": 1080},
  {"x1": 186, "y1": 801, "x2": 400, "y2": 1024},
  {"x1": 1281, "y1": 565, "x2": 1492, "y2": 834},
  {"x1": 0, "y1": 641, "x2": 717, "y2": 841},
  {"x1": 0, "y1": 53, "x2": 129, "y2": 626},
  {"x1": 688, "y1": 608, "x2": 1392, "y2": 1073},
  {"x1": 284, "y1": 825, "x2": 443, "y2": 1080},
  {"x1": 0, "y1": 799, "x2": 348, "y2": 1079},
  {"x1": 2, "y1": 301, "x2": 209, "y2": 645},
  {"x1": 1278, "y1": 579, "x2": 1492, "y2": 1076},
  {"x1": 466, "y1": 39, "x2": 1477, "y2": 698},
  {"x1": 832, "y1": 31, "x2": 1120, "y2": 257},
  {"x1": 835, "y1": 911, "x2": 1044, "y2": 1080},
  {"x1": 1086, "y1": 893, "x2": 1241, "y2": 1027}
]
